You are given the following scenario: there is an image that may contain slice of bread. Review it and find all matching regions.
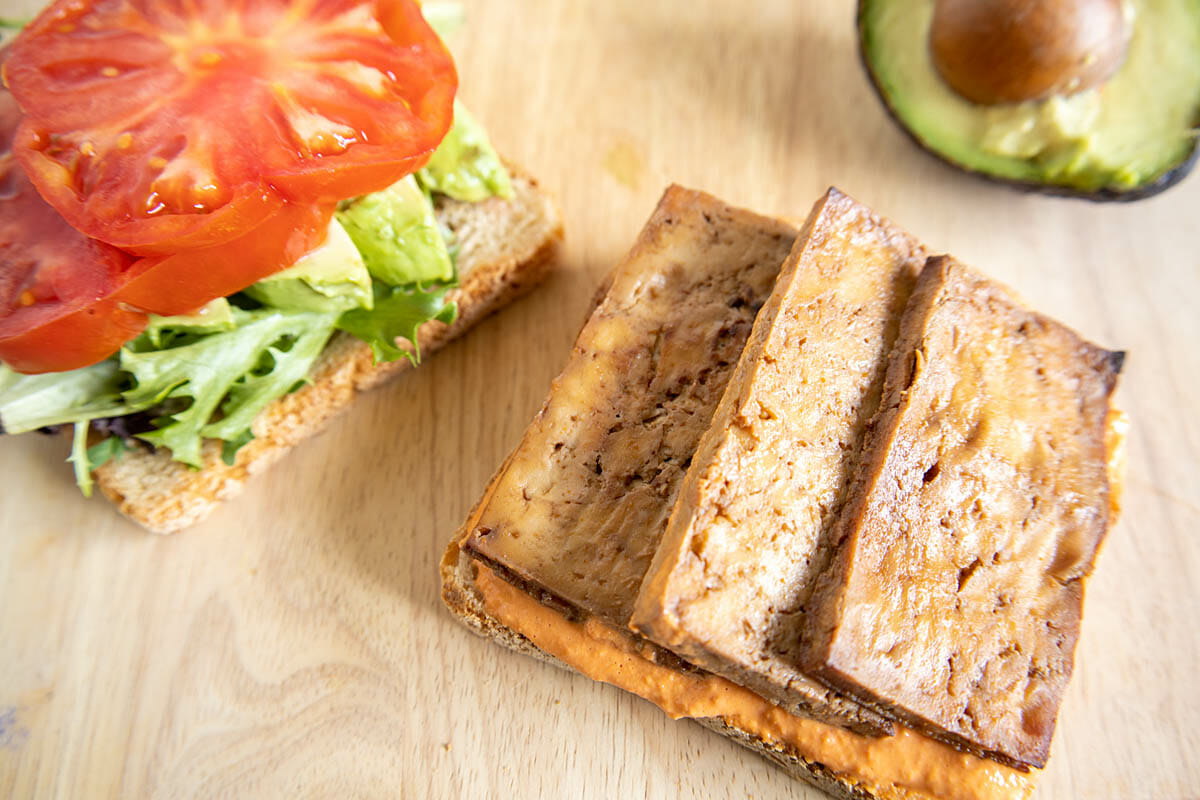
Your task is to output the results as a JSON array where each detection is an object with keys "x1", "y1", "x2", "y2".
[
  {"x1": 93, "y1": 162, "x2": 562, "y2": 534},
  {"x1": 631, "y1": 188, "x2": 926, "y2": 732},
  {"x1": 800, "y1": 256, "x2": 1123, "y2": 770}
]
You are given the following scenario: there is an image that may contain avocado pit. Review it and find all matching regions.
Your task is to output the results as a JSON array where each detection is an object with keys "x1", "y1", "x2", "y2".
[{"x1": 929, "y1": 0, "x2": 1131, "y2": 105}]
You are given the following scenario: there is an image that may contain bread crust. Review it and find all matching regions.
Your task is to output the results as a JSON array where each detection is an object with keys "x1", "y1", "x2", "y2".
[{"x1": 92, "y1": 163, "x2": 562, "y2": 534}]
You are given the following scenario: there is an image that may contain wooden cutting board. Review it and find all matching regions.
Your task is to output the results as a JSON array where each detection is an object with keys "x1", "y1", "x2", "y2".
[{"x1": 2, "y1": 1, "x2": 1197, "y2": 797}]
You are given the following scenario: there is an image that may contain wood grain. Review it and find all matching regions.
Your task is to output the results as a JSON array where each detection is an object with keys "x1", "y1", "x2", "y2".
[{"x1": 2, "y1": 1, "x2": 1198, "y2": 797}]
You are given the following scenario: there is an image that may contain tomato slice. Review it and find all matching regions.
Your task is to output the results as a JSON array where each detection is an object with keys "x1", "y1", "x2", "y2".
[
  {"x1": 114, "y1": 201, "x2": 335, "y2": 317},
  {"x1": 0, "y1": 53, "x2": 149, "y2": 374},
  {"x1": 0, "y1": 46, "x2": 332, "y2": 372},
  {"x1": 0, "y1": 293, "x2": 149, "y2": 375},
  {"x1": 0, "y1": 180, "x2": 333, "y2": 372},
  {"x1": 261, "y1": 0, "x2": 457, "y2": 200},
  {"x1": 5, "y1": 0, "x2": 456, "y2": 254}
]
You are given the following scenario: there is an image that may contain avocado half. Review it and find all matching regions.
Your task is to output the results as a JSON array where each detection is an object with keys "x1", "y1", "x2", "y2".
[{"x1": 858, "y1": 0, "x2": 1200, "y2": 201}]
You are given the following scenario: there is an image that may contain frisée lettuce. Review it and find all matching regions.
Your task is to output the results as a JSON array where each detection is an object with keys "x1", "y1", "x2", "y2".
[{"x1": 123, "y1": 308, "x2": 341, "y2": 467}]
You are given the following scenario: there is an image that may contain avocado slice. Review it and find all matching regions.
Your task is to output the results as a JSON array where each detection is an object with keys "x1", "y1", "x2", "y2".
[
  {"x1": 336, "y1": 175, "x2": 455, "y2": 287},
  {"x1": 242, "y1": 218, "x2": 373, "y2": 313},
  {"x1": 859, "y1": 0, "x2": 1200, "y2": 200}
]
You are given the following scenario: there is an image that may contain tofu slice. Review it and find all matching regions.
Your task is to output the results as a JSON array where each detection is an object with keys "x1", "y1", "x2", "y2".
[
  {"x1": 464, "y1": 185, "x2": 797, "y2": 628},
  {"x1": 800, "y1": 256, "x2": 1123, "y2": 769},
  {"x1": 631, "y1": 188, "x2": 926, "y2": 733}
]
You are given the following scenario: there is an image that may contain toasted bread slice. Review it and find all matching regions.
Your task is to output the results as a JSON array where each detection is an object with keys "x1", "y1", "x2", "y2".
[
  {"x1": 462, "y1": 184, "x2": 799, "y2": 626},
  {"x1": 630, "y1": 188, "x2": 926, "y2": 733},
  {"x1": 800, "y1": 256, "x2": 1123, "y2": 770},
  {"x1": 94, "y1": 162, "x2": 562, "y2": 534}
]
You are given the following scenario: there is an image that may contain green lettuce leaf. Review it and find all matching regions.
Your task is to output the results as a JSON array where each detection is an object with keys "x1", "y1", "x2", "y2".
[
  {"x1": 68, "y1": 433, "x2": 131, "y2": 497},
  {"x1": 418, "y1": 101, "x2": 513, "y2": 202},
  {"x1": 123, "y1": 309, "x2": 338, "y2": 467},
  {"x1": 143, "y1": 298, "x2": 236, "y2": 347},
  {"x1": 200, "y1": 317, "x2": 337, "y2": 442},
  {"x1": 220, "y1": 430, "x2": 255, "y2": 466},
  {"x1": 68, "y1": 423, "x2": 94, "y2": 497},
  {"x1": 0, "y1": 361, "x2": 139, "y2": 495},
  {"x1": 336, "y1": 283, "x2": 457, "y2": 365},
  {"x1": 87, "y1": 435, "x2": 130, "y2": 471},
  {"x1": 0, "y1": 360, "x2": 131, "y2": 434}
]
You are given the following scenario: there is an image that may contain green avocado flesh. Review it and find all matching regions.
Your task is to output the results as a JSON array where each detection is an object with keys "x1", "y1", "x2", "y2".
[
  {"x1": 336, "y1": 175, "x2": 455, "y2": 286},
  {"x1": 242, "y1": 219, "x2": 373, "y2": 313},
  {"x1": 418, "y1": 100, "x2": 513, "y2": 202},
  {"x1": 861, "y1": 0, "x2": 1200, "y2": 195}
]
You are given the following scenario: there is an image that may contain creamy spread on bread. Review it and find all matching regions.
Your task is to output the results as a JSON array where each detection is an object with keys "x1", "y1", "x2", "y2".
[{"x1": 473, "y1": 564, "x2": 1034, "y2": 800}]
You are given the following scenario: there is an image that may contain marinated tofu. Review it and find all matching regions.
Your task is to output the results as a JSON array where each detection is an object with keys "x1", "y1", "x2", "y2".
[
  {"x1": 801, "y1": 256, "x2": 1123, "y2": 769},
  {"x1": 465, "y1": 186, "x2": 797, "y2": 628},
  {"x1": 631, "y1": 188, "x2": 925, "y2": 733}
]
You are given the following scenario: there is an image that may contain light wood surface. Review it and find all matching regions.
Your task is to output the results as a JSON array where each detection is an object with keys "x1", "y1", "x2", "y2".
[{"x1": 2, "y1": 1, "x2": 1198, "y2": 798}]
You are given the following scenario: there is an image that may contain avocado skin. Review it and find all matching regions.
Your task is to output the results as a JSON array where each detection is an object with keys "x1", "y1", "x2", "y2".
[{"x1": 856, "y1": 0, "x2": 1198, "y2": 202}]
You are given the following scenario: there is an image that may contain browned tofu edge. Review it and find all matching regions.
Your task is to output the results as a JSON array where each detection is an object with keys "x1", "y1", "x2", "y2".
[
  {"x1": 800, "y1": 255, "x2": 1124, "y2": 770},
  {"x1": 631, "y1": 187, "x2": 921, "y2": 737}
]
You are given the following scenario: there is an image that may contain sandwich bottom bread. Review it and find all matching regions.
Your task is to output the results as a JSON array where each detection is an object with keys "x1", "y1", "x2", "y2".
[
  {"x1": 92, "y1": 163, "x2": 561, "y2": 534},
  {"x1": 441, "y1": 185, "x2": 1125, "y2": 800}
]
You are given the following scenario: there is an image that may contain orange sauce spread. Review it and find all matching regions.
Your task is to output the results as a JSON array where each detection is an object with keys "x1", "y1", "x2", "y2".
[{"x1": 474, "y1": 565, "x2": 1035, "y2": 800}]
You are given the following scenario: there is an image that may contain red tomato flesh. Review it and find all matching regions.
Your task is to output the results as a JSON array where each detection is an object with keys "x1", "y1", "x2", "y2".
[
  {"x1": 0, "y1": 54, "x2": 149, "y2": 374},
  {"x1": 5, "y1": 0, "x2": 457, "y2": 254},
  {"x1": 1, "y1": 0, "x2": 458, "y2": 373},
  {"x1": 115, "y1": 201, "x2": 336, "y2": 317},
  {"x1": 0, "y1": 46, "x2": 332, "y2": 374}
]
